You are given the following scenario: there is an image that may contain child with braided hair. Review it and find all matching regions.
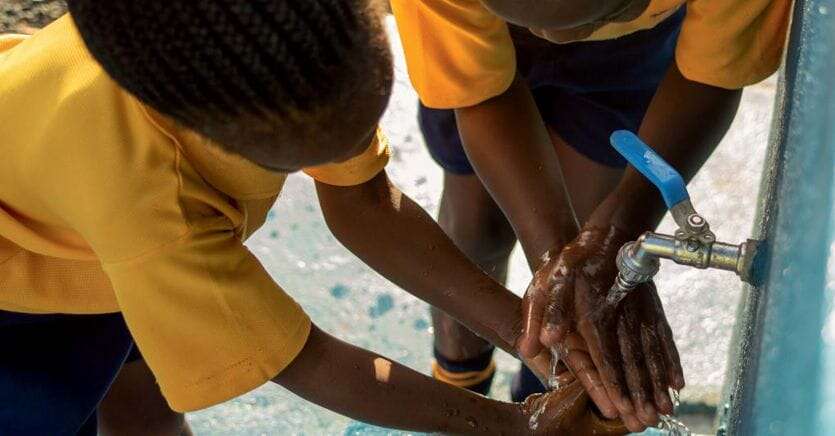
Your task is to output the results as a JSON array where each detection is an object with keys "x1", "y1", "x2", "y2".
[{"x1": 0, "y1": 0, "x2": 627, "y2": 434}]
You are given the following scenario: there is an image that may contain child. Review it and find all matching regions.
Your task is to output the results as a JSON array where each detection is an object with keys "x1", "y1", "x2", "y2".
[
  {"x1": 391, "y1": 0, "x2": 790, "y2": 432},
  {"x1": 0, "y1": 0, "x2": 627, "y2": 434}
]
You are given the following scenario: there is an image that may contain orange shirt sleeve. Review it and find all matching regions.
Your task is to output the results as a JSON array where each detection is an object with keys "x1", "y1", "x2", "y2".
[
  {"x1": 303, "y1": 128, "x2": 391, "y2": 186},
  {"x1": 102, "y1": 223, "x2": 311, "y2": 412},
  {"x1": 390, "y1": 0, "x2": 516, "y2": 109},
  {"x1": 676, "y1": 0, "x2": 792, "y2": 89}
]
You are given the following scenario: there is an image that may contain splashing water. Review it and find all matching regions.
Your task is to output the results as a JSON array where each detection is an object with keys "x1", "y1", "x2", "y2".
[
  {"x1": 657, "y1": 415, "x2": 691, "y2": 436},
  {"x1": 528, "y1": 399, "x2": 548, "y2": 431},
  {"x1": 530, "y1": 346, "x2": 567, "y2": 431}
]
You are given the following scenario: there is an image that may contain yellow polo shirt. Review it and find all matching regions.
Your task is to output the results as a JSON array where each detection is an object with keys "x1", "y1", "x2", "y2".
[
  {"x1": 0, "y1": 15, "x2": 389, "y2": 411},
  {"x1": 391, "y1": 0, "x2": 792, "y2": 108}
]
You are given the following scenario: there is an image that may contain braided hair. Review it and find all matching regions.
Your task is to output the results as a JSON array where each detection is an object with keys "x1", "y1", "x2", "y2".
[{"x1": 68, "y1": 0, "x2": 392, "y2": 163}]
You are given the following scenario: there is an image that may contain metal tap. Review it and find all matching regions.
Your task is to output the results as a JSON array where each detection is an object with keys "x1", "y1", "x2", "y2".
[{"x1": 607, "y1": 131, "x2": 760, "y2": 301}]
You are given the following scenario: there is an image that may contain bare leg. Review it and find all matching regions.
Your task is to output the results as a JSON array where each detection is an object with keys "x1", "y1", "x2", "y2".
[
  {"x1": 550, "y1": 129, "x2": 624, "y2": 223},
  {"x1": 432, "y1": 172, "x2": 517, "y2": 362}
]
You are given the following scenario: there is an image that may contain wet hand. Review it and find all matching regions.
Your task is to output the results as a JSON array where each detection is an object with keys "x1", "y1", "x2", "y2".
[
  {"x1": 519, "y1": 374, "x2": 627, "y2": 436},
  {"x1": 518, "y1": 226, "x2": 684, "y2": 432}
]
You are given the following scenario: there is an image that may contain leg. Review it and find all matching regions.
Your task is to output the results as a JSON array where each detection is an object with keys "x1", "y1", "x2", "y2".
[
  {"x1": 431, "y1": 172, "x2": 517, "y2": 393},
  {"x1": 550, "y1": 128, "x2": 625, "y2": 223},
  {"x1": 0, "y1": 311, "x2": 132, "y2": 435},
  {"x1": 418, "y1": 103, "x2": 517, "y2": 394},
  {"x1": 98, "y1": 347, "x2": 192, "y2": 436}
]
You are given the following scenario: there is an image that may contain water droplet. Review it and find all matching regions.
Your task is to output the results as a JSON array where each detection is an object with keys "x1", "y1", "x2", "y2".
[
  {"x1": 269, "y1": 230, "x2": 279, "y2": 239},
  {"x1": 819, "y1": 5, "x2": 829, "y2": 15},
  {"x1": 466, "y1": 416, "x2": 478, "y2": 428},
  {"x1": 444, "y1": 408, "x2": 460, "y2": 417},
  {"x1": 528, "y1": 399, "x2": 548, "y2": 431}
]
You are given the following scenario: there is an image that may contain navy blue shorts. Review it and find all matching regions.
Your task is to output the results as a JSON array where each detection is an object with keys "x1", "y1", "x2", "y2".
[
  {"x1": 0, "y1": 310, "x2": 137, "y2": 436},
  {"x1": 418, "y1": 7, "x2": 685, "y2": 172}
]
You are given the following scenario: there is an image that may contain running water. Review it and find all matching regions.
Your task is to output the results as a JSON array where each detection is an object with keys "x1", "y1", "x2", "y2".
[
  {"x1": 656, "y1": 389, "x2": 691, "y2": 435},
  {"x1": 605, "y1": 280, "x2": 631, "y2": 306},
  {"x1": 530, "y1": 346, "x2": 566, "y2": 431},
  {"x1": 528, "y1": 400, "x2": 548, "y2": 431},
  {"x1": 657, "y1": 415, "x2": 692, "y2": 436},
  {"x1": 546, "y1": 346, "x2": 565, "y2": 389}
]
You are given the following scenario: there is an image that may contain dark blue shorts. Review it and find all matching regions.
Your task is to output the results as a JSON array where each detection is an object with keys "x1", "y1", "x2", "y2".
[
  {"x1": 418, "y1": 7, "x2": 685, "y2": 172},
  {"x1": 0, "y1": 310, "x2": 138, "y2": 436}
]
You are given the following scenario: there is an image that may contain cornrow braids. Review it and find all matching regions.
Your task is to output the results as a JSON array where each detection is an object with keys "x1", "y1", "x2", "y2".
[{"x1": 67, "y1": 0, "x2": 375, "y2": 127}]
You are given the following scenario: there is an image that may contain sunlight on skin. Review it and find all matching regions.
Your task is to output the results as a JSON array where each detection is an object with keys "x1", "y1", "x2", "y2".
[{"x1": 373, "y1": 357, "x2": 393, "y2": 383}]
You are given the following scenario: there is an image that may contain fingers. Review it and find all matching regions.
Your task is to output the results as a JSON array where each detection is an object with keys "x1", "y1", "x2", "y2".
[
  {"x1": 561, "y1": 336, "x2": 618, "y2": 420},
  {"x1": 519, "y1": 282, "x2": 549, "y2": 358},
  {"x1": 659, "y1": 319, "x2": 685, "y2": 390},
  {"x1": 617, "y1": 314, "x2": 658, "y2": 429},
  {"x1": 640, "y1": 323, "x2": 674, "y2": 415},
  {"x1": 647, "y1": 286, "x2": 685, "y2": 390},
  {"x1": 579, "y1": 310, "x2": 634, "y2": 421},
  {"x1": 540, "y1": 274, "x2": 575, "y2": 348}
]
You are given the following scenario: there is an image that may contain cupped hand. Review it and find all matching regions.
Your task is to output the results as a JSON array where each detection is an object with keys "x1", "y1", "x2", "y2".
[
  {"x1": 520, "y1": 373, "x2": 628, "y2": 436},
  {"x1": 518, "y1": 226, "x2": 684, "y2": 432}
]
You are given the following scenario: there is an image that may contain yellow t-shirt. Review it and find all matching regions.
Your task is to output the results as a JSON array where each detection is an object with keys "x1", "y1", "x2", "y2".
[
  {"x1": 0, "y1": 15, "x2": 389, "y2": 412},
  {"x1": 391, "y1": 0, "x2": 792, "y2": 108}
]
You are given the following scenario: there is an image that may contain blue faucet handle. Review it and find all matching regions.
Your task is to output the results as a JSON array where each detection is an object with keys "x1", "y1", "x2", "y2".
[{"x1": 610, "y1": 130, "x2": 690, "y2": 209}]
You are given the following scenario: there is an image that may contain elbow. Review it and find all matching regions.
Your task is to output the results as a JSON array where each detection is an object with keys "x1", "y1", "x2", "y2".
[{"x1": 318, "y1": 174, "x2": 392, "y2": 245}]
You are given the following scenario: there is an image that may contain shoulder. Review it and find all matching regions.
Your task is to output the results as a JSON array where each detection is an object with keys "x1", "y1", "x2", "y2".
[
  {"x1": 390, "y1": 0, "x2": 516, "y2": 108},
  {"x1": 677, "y1": 0, "x2": 791, "y2": 88}
]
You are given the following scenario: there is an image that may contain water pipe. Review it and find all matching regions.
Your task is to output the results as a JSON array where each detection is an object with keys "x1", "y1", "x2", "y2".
[{"x1": 605, "y1": 131, "x2": 760, "y2": 302}]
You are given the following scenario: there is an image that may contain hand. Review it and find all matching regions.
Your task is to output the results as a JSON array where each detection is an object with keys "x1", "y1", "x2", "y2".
[
  {"x1": 518, "y1": 374, "x2": 627, "y2": 436},
  {"x1": 518, "y1": 226, "x2": 684, "y2": 432}
]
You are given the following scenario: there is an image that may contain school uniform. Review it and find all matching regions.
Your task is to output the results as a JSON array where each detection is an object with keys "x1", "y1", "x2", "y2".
[{"x1": 0, "y1": 15, "x2": 389, "y2": 434}]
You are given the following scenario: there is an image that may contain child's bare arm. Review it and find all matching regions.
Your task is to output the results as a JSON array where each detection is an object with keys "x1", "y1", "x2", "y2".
[
  {"x1": 315, "y1": 171, "x2": 613, "y2": 411},
  {"x1": 591, "y1": 63, "x2": 743, "y2": 234},
  {"x1": 454, "y1": 76, "x2": 579, "y2": 268},
  {"x1": 272, "y1": 324, "x2": 525, "y2": 435},
  {"x1": 524, "y1": 62, "x2": 742, "y2": 429},
  {"x1": 274, "y1": 324, "x2": 626, "y2": 435},
  {"x1": 436, "y1": 76, "x2": 678, "y2": 430},
  {"x1": 316, "y1": 171, "x2": 522, "y2": 355}
]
